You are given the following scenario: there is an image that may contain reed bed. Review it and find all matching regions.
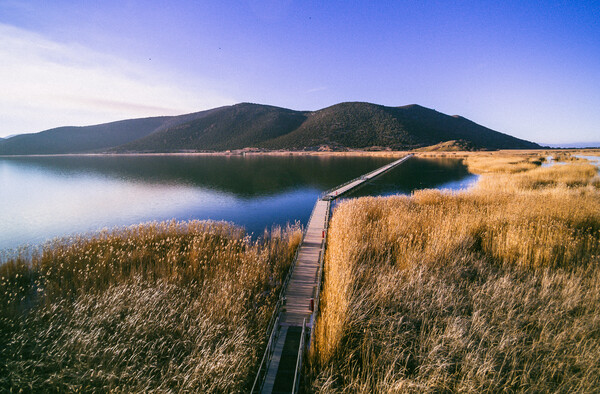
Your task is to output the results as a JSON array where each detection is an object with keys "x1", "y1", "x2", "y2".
[
  {"x1": 551, "y1": 152, "x2": 589, "y2": 162},
  {"x1": 0, "y1": 220, "x2": 302, "y2": 392},
  {"x1": 462, "y1": 153, "x2": 545, "y2": 173},
  {"x1": 309, "y1": 153, "x2": 600, "y2": 392}
]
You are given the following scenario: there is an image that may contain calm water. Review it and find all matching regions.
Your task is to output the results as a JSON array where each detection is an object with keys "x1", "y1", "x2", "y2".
[
  {"x1": 344, "y1": 157, "x2": 478, "y2": 198},
  {"x1": 0, "y1": 155, "x2": 477, "y2": 251},
  {"x1": 576, "y1": 155, "x2": 600, "y2": 169}
]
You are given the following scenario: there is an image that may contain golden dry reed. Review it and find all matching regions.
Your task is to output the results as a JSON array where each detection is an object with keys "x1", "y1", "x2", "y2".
[
  {"x1": 0, "y1": 220, "x2": 302, "y2": 392},
  {"x1": 310, "y1": 152, "x2": 600, "y2": 392}
]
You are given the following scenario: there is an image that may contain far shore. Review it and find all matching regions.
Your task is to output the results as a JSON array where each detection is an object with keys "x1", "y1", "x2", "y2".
[{"x1": 1, "y1": 147, "x2": 599, "y2": 159}]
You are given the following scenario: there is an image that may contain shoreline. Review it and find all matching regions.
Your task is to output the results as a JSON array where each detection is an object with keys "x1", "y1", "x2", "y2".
[
  {"x1": 1, "y1": 147, "x2": 599, "y2": 159},
  {"x1": 0, "y1": 150, "x2": 410, "y2": 158}
]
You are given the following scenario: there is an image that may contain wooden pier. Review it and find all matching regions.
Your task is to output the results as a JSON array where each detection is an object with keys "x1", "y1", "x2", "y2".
[{"x1": 252, "y1": 154, "x2": 412, "y2": 394}]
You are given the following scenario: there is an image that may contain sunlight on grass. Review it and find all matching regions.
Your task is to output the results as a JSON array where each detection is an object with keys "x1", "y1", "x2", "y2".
[
  {"x1": 0, "y1": 220, "x2": 302, "y2": 392},
  {"x1": 310, "y1": 153, "x2": 600, "y2": 392}
]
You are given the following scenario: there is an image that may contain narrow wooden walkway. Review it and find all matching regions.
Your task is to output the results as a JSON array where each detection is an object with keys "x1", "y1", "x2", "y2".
[
  {"x1": 253, "y1": 154, "x2": 412, "y2": 394},
  {"x1": 260, "y1": 198, "x2": 329, "y2": 394},
  {"x1": 281, "y1": 199, "x2": 329, "y2": 326},
  {"x1": 322, "y1": 155, "x2": 413, "y2": 200}
]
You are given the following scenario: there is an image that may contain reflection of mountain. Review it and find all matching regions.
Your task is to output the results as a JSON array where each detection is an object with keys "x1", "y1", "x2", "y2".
[
  {"x1": 3, "y1": 156, "x2": 476, "y2": 199},
  {"x1": 345, "y1": 157, "x2": 476, "y2": 197},
  {"x1": 1, "y1": 156, "x2": 396, "y2": 198}
]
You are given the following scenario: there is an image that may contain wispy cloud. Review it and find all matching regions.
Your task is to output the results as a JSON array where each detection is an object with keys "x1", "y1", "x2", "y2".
[
  {"x1": 0, "y1": 23, "x2": 234, "y2": 136},
  {"x1": 306, "y1": 86, "x2": 327, "y2": 94}
]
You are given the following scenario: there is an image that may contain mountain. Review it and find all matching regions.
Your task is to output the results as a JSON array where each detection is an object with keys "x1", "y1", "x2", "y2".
[
  {"x1": 118, "y1": 103, "x2": 308, "y2": 152},
  {"x1": 261, "y1": 103, "x2": 538, "y2": 150},
  {"x1": 0, "y1": 107, "x2": 229, "y2": 155},
  {"x1": 0, "y1": 102, "x2": 539, "y2": 155},
  {"x1": 0, "y1": 117, "x2": 169, "y2": 155}
]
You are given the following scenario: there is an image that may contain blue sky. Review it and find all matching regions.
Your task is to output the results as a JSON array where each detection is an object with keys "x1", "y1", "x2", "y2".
[{"x1": 0, "y1": 1, "x2": 598, "y2": 144}]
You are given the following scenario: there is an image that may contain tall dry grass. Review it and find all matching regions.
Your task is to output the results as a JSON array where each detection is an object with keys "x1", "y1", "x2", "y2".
[
  {"x1": 463, "y1": 153, "x2": 545, "y2": 173},
  {"x1": 309, "y1": 154, "x2": 600, "y2": 392},
  {"x1": 0, "y1": 220, "x2": 302, "y2": 392}
]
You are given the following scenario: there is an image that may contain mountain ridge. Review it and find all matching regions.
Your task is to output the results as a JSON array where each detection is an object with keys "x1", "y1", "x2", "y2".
[{"x1": 0, "y1": 102, "x2": 540, "y2": 155}]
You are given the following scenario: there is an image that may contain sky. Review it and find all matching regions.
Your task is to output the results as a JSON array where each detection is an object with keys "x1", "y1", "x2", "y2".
[{"x1": 0, "y1": 0, "x2": 598, "y2": 144}]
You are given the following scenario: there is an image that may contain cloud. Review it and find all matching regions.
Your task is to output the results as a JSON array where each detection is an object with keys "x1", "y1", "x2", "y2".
[
  {"x1": 55, "y1": 96, "x2": 183, "y2": 114},
  {"x1": 306, "y1": 86, "x2": 327, "y2": 94},
  {"x1": 0, "y1": 23, "x2": 235, "y2": 136}
]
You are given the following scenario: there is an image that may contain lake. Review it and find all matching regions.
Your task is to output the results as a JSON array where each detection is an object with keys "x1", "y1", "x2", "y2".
[{"x1": 0, "y1": 155, "x2": 477, "y2": 251}]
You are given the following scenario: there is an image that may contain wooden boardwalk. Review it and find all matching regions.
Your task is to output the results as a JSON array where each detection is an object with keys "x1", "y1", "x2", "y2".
[
  {"x1": 322, "y1": 155, "x2": 413, "y2": 200},
  {"x1": 260, "y1": 198, "x2": 329, "y2": 393},
  {"x1": 253, "y1": 154, "x2": 412, "y2": 394},
  {"x1": 281, "y1": 199, "x2": 329, "y2": 326}
]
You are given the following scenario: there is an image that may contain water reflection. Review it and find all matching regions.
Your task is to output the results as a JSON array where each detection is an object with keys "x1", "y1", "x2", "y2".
[
  {"x1": 575, "y1": 155, "x2": 600, "y2": 169},
  {"x1": 0, "y1": 155, "x2": 477, "y2": 250},
  {"x1": 344, "y1": 157, "x2": 478, "y2": 198},
  {"x1": 2, "y1": 155, "x2": 393, "y2": 198},
  {"x1": 541, "y1": 156, "x2": 569, "y2": 167}
]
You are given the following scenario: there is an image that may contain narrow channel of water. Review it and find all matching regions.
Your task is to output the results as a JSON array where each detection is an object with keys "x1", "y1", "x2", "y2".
[{"x1": 576, "y1": 155, "x2": 600, "y2": 169}]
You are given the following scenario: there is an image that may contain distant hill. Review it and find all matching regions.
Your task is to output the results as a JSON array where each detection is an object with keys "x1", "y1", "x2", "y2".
[
  {"x1": 0, "y1": 117, "x2": 169, "y2": 155},
  {"x1": 118, "y1": 103, "x2": 308, "y2": 152},
  {"x1": 0, "y1": 107, "x2": 230, "y2": 155},
  {"x1": 543, "y1": 142, "x2": 600, "y2": 149},
  {"x1": 415, "y1": 139, "x2": 478, "y2": 152},
  {"x1": 0, "y1": 102, "x2": 539, "y2": 155},
  {"x1": 259, "y1": 103, "x2": 538, "y2": 150}
]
